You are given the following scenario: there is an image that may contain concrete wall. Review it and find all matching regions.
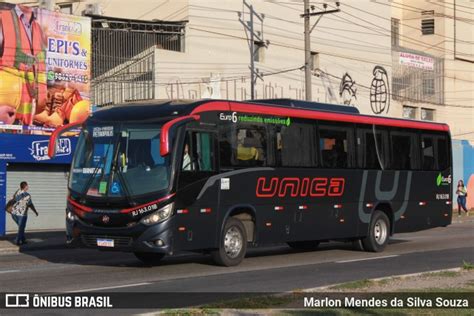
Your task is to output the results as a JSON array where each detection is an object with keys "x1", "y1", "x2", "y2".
[
  {"x1": 453, "y1": 139, "x2": 474, "y2": 210},
  {"x1": 151, "y1": 0, "x2": 393, "y2": 118}
]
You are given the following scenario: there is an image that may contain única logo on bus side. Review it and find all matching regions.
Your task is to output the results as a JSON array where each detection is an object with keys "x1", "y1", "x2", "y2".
[
  {"x1": 256, "y1": 177, "x2": 345, "y2": 198},
  {"x1": 436, "y1": 173, "x2": 451, "y2": 186}
]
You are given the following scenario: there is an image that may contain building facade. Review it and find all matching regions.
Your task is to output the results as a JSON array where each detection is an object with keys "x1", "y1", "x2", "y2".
[{"x1": 2, "y1": 0, "x2": 472, "y2": 231}]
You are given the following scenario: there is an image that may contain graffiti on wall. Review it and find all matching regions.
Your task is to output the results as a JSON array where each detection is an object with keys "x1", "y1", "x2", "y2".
[
  {"x1": 160, "y1": 65, "x2": 392, "y2": 109},
  {"x1": 339, "y1": 72, "x2": 357, "y2": 106},
  {"x1": 370, "y1": 66, "x2": 390, "y2": 114}
]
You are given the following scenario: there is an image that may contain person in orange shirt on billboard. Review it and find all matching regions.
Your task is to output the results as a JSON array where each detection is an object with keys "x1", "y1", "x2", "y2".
[{"x1": 0, "y1": 3, "x2": 47, "y2": 126}]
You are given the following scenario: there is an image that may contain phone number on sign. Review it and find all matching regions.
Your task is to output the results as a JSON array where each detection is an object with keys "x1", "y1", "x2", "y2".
[{"x1": 51, "y1": 72, "x2": 88, "y2": 83}]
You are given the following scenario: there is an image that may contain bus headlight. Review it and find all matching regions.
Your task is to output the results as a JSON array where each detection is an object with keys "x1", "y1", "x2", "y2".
[
  {"x1": 140, "y1": 203, "x2": 173, "y2": 225},
  {"x1": 66, "y1": 210, "x2": 77, "y2": 221}
]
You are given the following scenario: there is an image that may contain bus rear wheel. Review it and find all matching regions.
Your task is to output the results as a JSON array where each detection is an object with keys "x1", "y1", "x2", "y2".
[
  {"x1": 361, "y1": 210, "x2": 390, "y2": 252},
  {"x1": 134, "y1": 252, "x2": 165, "y2": 265},
  {"x1": 212, "y1": 217, "x2": 247, "y2": 266},
  {"x1": 287, "y1": 241, "x2": 320, "y2": 250}
]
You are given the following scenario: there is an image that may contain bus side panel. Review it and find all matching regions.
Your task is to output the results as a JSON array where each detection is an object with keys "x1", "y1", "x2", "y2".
[
  {"x1": 174, "y1": 177, "x2": 220, "y2": 251},
  {"x1": 392, "y1": 169, "x2": 452, "y2": 233},
  {"x1": 216, "y1": 169, "x2": 361, "y2": 245}
]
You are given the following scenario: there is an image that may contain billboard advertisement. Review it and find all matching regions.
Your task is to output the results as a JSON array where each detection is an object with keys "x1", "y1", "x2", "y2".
[{"x1": 0, "y1": 3, "x2": 91, "y2": 134}]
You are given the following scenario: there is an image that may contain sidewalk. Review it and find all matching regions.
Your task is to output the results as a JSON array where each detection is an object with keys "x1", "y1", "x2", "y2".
[
  {"x1": 0, "y1": 230, "x2": 67, "y2": 255},
  {"x1": 0, "y1": 212, "x2": 472, "y2": 255}
]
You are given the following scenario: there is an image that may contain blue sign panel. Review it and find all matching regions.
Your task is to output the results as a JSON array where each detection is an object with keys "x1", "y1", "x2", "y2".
[{"x1": 0, "y1": 134, "x2": 77, "y2": 164}]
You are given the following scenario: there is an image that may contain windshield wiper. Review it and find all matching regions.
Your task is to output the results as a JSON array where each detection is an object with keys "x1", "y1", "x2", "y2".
[
  {"x1": 79, "y1": 132, "x2": 116, "y2": 201},
  {"x1": 108, "y1": 136, "x2": 136, "y2": 207}
]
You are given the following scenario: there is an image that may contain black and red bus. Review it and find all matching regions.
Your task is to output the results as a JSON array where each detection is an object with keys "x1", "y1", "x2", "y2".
[{"x1": 49, "y1": 99, "x2": 452, "y2": 266}]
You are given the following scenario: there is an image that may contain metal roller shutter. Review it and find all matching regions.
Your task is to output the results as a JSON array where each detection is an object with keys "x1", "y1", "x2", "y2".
[{"x1": 6, "y1": 164, "x2": 69, "y2": 232}]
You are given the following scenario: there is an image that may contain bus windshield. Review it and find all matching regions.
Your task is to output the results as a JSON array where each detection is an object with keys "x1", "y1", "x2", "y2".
[{"x1": 69, "y1": 122, "x2": 171, "y2": 199}]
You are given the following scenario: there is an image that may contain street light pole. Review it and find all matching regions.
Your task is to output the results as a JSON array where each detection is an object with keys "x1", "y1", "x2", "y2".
[
  {"x1": 304, "y1": 0, "x2": 311, "y2": 101},
  {"x1": 239, "y1": 0, "x2": 266, "y2": 100},
  {"x1": 301, "y1": 1, "x2": 340, "y2": 101}
]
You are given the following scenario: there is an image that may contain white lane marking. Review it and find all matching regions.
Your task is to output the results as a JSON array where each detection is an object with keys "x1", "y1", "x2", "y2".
[
  {"x1": 0, "y1": 270, "x2": 20, "y2": 274},
  {"x1": 335, "y1": 254, "x2": 399, "y2": 263},
  {"x1": 65, "y1": 282, "x2": 151, "y2": 293}
]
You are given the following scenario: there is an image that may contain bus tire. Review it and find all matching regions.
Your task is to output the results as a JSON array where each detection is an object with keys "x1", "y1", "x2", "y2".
[
  {"x1": 362, "y1": 210, "x2": 390, "y2": 252},
  {"x1": 212, "y1": 217, "x2": 247, "y2": 266},
  {"x1": 287, "y1": 241, "x2": 320, "y2": 250},
  {"x1": 134, "y1": 252, "x2": 165, "y2": 265}
]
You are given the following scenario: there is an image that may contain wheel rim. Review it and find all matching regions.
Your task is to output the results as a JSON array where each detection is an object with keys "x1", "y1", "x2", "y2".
[
  {"x1": 224, "y1": 226, "x2": 243, "y2": 259},
  {"x1": 374, "y1": 218, "x2": 388, "y2": 245}
]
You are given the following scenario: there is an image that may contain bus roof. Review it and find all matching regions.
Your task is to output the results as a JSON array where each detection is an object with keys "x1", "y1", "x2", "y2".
[{"x1": 91, "y1": 99, "x2": 449, "y2": 132}]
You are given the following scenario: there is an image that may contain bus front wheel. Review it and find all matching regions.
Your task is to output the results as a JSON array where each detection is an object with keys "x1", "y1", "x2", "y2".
[
  {"x1": 134, "y1": 252, "x2": 165, "y2": 265},
  {"x1": 212, "y1": 217, "x2": 247, "y2": 266},
  {"x1": 362, "y1": 210, "x2": 390, "y2": 252}
]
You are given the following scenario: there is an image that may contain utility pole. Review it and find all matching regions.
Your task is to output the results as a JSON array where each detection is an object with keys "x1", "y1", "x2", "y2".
[
  {"x1": 239, "y1": 0, "x2": 267, "y2": 100},
  {"x1": 301, "y1": 1, "x2": 340, "y2": 101}
]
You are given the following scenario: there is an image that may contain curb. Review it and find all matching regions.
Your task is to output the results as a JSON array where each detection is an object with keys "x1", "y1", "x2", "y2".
[
  {"x1": 0, "y1": 247, "x2": 20, "y2": 255},
  {"x1": 0, "y1": 242, "x2": 68, "y2": 255}
]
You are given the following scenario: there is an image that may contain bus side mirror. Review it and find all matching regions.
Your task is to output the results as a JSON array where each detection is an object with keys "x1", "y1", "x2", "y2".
[
  {"x1": 48, "y1": 122, "x2": 83, "y2": 158},
  {"x1": 160, "y1": 115, "x2": 200, "y2": 157}
]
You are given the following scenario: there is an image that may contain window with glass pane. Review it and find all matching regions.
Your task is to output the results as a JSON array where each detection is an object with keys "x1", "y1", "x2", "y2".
[
  {"x1": 276, "y1": 122, "x2": 317, "y2": 167},
  {"x1": 437, "y1": 137, "x2": 449, "y2": 170},
  {"x1": 422, "y1": 136, "x2": 436, "y2": 170},
  {"x1": 319, "y1": 126, "x2": 352, "y2": 168},
  {"x1": 421, "y1": 108, "x2": 435, "y2": 121},
  {"x1": 183, "y1": 132, "x2": 215, "y2": 172},
  {"x1": 402, "y1": 106, "x2": 417, "y2": 119},
  {"x1": 235, "y1": 126, "x2": 267, "y2": 166},
  {"x1": 391, "y1": 18, "x2": 400, "y2": 47},
  {"x1": 219, "y1": 123, "x2": 268, "y2": 168},
  {"x1": 357, "y1": 129, "x2": 387, "y2": 169},
  {"x1": 390, "y1": 132, "x2": 418, "y2": 170}
]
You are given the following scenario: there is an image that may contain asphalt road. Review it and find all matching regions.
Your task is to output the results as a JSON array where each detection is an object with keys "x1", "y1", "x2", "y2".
[{"x1": 0, "y1": 221, "x2": 473, "y2": 310}]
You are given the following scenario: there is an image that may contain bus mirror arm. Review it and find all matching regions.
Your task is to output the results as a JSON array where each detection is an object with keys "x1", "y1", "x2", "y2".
[
  {"x1": 160, "y1": 115, "x2": 200, "y2": 157},
  {"x1": 48, "y1": 122, "x2": 84, "y2": 158}
]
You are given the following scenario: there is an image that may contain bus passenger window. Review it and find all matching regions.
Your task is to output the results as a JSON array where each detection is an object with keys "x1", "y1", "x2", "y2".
[
  {"x1": 437, "y1": 137, "x2": 449, "y2": 170},
  {"x1": 319, "y1": 127, "x2": 352, "y2": 168},
  {"x1": 277, "y1": 122, "x2": 317, "y2": 167},
  {"x1": 235, "y1": 126, "x2": 267, "y2": 166},
  {"x1": 390, "y1": 132, "x2": 418, "y2": 170},
  {"x1": 422, "y1": 136, "x2": 436, "y2": 170},
  {"x1": 357, "y1": 128, "x2": 388, "y2": 170}
]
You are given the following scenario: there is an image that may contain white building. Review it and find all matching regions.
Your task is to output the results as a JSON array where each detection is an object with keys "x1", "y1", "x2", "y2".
[{"x1": 8, "y1": 0, "x2": 471, "y2": 141}]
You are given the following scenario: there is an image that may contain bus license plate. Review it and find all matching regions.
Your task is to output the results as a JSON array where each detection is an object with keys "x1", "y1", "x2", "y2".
[{"x1": 97, "y1": 238, "x2": 114, "y2": 247}]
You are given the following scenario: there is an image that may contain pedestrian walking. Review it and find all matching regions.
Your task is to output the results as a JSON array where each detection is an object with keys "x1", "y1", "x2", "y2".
[
  {"x1": 11, "y1": 181, "x2": 38, "y2": 245},
  {"x1": 456, "y1": 179, "x2": 469, "y2": 216}
]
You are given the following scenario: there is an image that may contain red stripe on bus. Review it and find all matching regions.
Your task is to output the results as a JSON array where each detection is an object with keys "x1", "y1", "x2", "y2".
[
  {"x1": 68, "y1": 197, "x2": 93, "y2": 212},
  {"x1": 190, "y1": 101, "x2": 449, "y2": 132},
  {"x1": 120, "y1": 193, "x2": 175, "y2": 214},
  {"x1": 160, "y1": 115, "x2": 200, "y2": 156},
  {"x1": 48, "y1": 121, "x2": 84, "y2": 158}
]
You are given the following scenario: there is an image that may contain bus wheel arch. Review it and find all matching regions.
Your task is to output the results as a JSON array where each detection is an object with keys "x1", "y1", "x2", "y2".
[
  {"x1": 373, "y1": 202, "x2": 394, "y2": 236},
  {"x1": 226, "y1": 206, "x2": 257, "y2": 243}
]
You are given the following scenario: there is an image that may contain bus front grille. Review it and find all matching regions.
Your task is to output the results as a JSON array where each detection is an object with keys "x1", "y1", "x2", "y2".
[{"x1": 81, "y1": 235, "x2": 133, "y2": 248}]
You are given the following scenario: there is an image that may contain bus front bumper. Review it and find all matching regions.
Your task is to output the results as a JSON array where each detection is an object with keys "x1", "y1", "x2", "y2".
[{"x1": 66, "y1": 216, "x2": 176, "y2": 255}]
